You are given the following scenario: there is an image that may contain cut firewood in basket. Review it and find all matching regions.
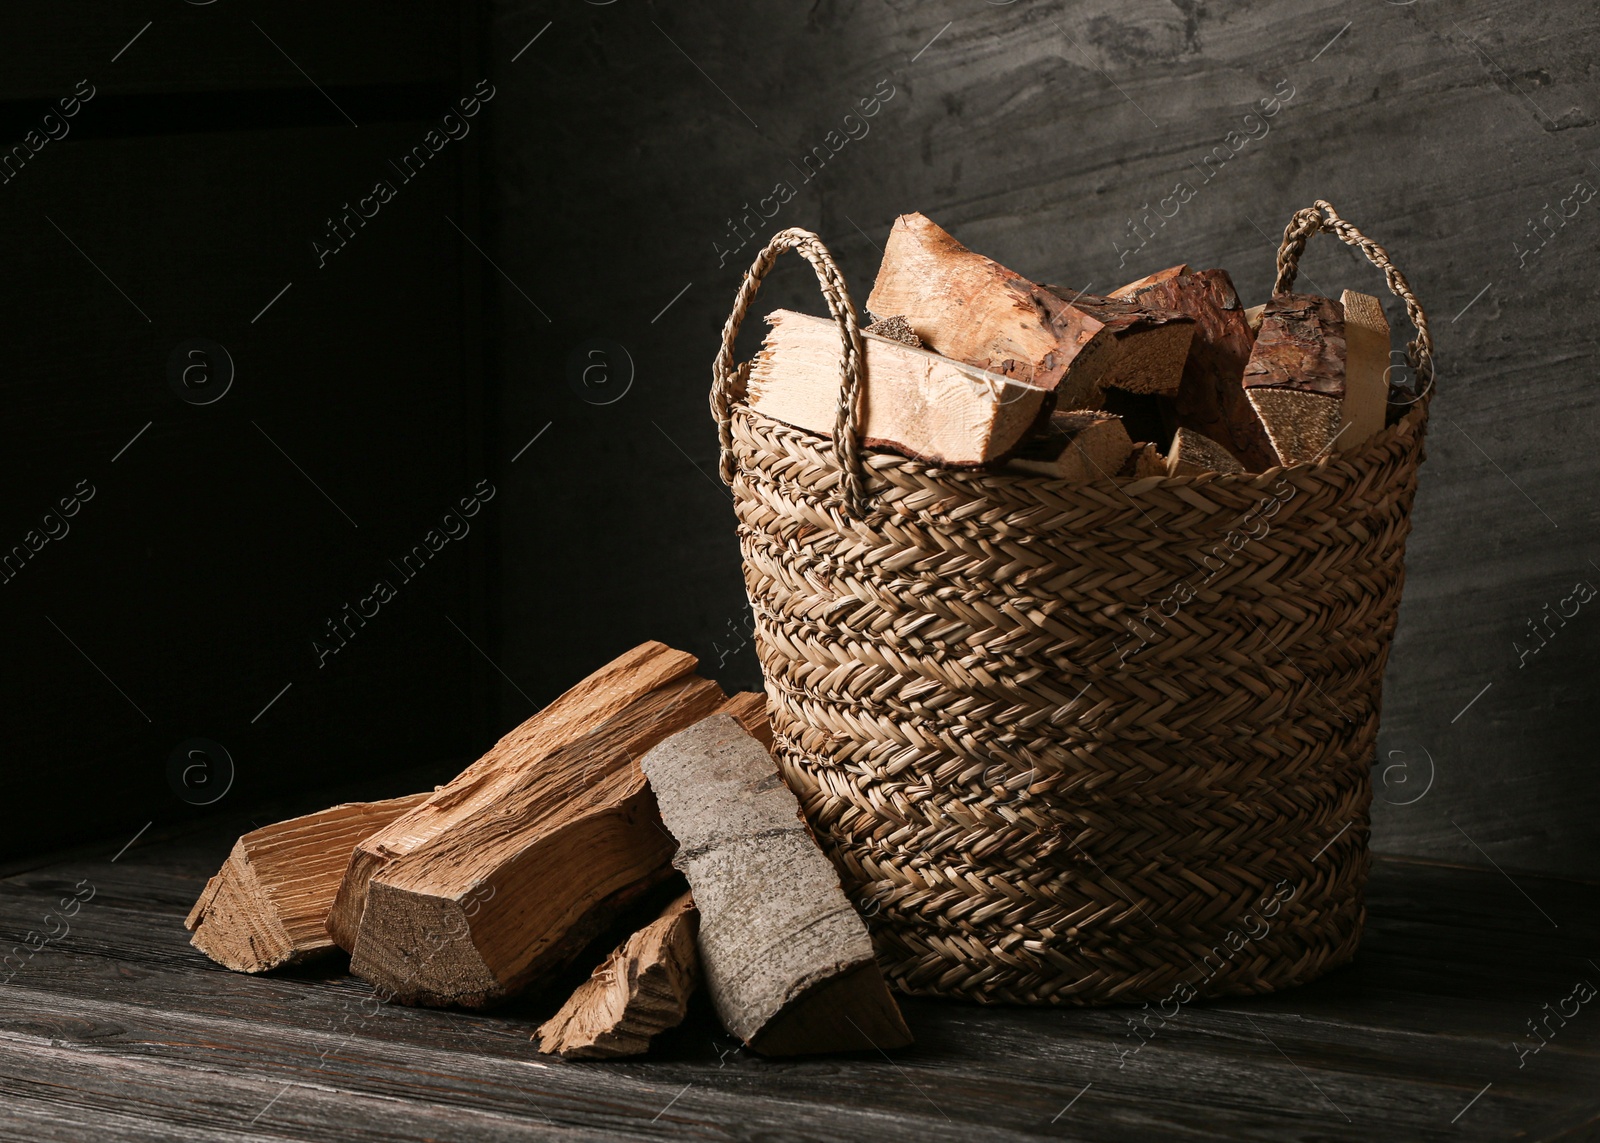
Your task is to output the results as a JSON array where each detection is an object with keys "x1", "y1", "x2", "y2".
[
  {"x1": 1337, "y1": 289, "x2": 1391, "y2": 451},
  {"x1": 1244, "y1": 303, "x2": 1266, "y2": 337},
  {"x1": 1243, "y1": 293, "x2": 1348, "y2": 465},
  {"x1": 1009, "y1": 411, "x2": 1133, "y2": 480},
  {"x1": 186, "y1": 793, "x2": 430, "y2": 974},
  {"x1": 1120, "y1": 441, "x2": 1167, "y2": 478},
  {"x1": 1112, "y1": 266, "x2": 1278, "y2": 472},
  {"x1": 329, "y1": 642, "x2": 727, "y2": 1008},
  {"x1": 641, "y1": 713, "x2": 912, "y2": 1056},
  {"x1": 537, "y1": 891, "x2": 700, "y2": 1059},
  {"x1": 718, "y1": 688, "x2": 774, "y2": 749},
  {"x1": 865, "y1": 212, "x2": 1192, "y2": 407},
  {"x1": 745, "y1": 308, "x2": 1047, "y2": 467},
  {"x1": 1166, "y1": 427, "x2": 1245, "y2": 477}
]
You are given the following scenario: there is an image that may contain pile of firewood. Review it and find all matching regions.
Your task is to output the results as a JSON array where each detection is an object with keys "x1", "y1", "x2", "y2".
[
  {"x1": 746, "y1": 212, "x2": 1397, "y2": 477},
  {"x1": 186, "y1": 643, "x2": 910, "y2": 1058}
]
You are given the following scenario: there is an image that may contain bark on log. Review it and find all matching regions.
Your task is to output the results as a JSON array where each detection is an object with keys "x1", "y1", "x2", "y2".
[
  {"x1": 330, "y1": 642, "x2": 726, "y2": 1008},
  {"x1": 1243, "y1": 293, "x2": 1348, "y2": 465},
  {"x1": 1008, "y1": 411, "x2": 1133, "y2": 480},
  {"x1": 1112, "y1": 267, "x2": 1277, "y2": 471},
  {"x1": 865, "y1": 213, "x2": 1191, "y2": 407},
  {"x1": 746, "y1": 309, "x2": 1048, "y2": 467},
  {"x1": 1337, "y1": 289, "x2": 1391, "y2": 451},
  {"x1": 185, "y1": 794, "x2": 429, "y2": 973},
  {"x1": 640, "y1": 713, "x2": 912, "y2": 1056},
  {"x1": 536, "y1": 891, "x2": 700, "y2": 1059}
]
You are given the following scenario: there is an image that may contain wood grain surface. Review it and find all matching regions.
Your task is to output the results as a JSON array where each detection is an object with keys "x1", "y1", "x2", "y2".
[{"x1": 1, "y1": 817, "x2": 1595, "y2": 1141}]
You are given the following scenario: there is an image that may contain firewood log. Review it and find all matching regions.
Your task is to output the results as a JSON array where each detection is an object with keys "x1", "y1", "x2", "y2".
[
  {"x1": 1112, "y1": 267, "x2": 1277, "y2": 471},
  {"x1": 1244, "y1": 303, "x2": 1266, "y2": 336},
  {"x1": 865, "y1": 212, "x2": 1191, "y2": 406},
  {"x1": 185, "y1": 794, "x2": 429, "y2": 973},
  {"x1": 1166, "y1": 427, "x2": 1245, "y2": 477},
  {"x1": 1008, "y1": 411, "x2": 1133, "y2": 480},
  {"x1": 640, "y1": 713, "x2": 912, "y2": 1056},
  {"x1": 746, "y1": 309, "x2": 1048, "y2": 467},
  {"x1": 1119, "y1": 442, "x2": 1167, "y2": 478},
  {"x1": 1337, "y1": 289, "x2": 1391, "y2": 451},
  {"x1": 537, "y1": 891, "x2": 699, "y2": 1059},
  {"x1": 329, "y1": 642, "x2": 726, "y2": 1008},
  {"x1": 1243, "y1": 293, "x2": 1347, "y2": 465}
]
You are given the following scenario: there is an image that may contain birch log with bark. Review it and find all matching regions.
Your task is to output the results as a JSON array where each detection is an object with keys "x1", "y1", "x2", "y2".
[{"x1": 641, "y1": 713, "x2": 912, "y2": 1056}]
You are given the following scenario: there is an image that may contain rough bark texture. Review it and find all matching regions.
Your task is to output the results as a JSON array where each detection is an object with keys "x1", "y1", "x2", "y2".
[
  {"x1": 1114, "y1": 267, "x2": 1277, "y2": 471},
  {"x1": 185, "y1": 794, "x2": 430, "y2": 974},
  {"x1": 1008, "y1": 411, "x2": 1133, "y2": 480},
  {"x1": 536, "y1": 891, "x2": 700, "y2": 1059},
  {"x1": 866, "y1": 213, "x2": 1190, "y2": 408},
  {"x1": 331, "y1": 642, "x2": 726, "y2": 1007},
  {"x1": 1338, "y1": 289, "x2": 1391, "y2": 452},
  {"x1": 862, "y1": 314, "x2": 922, "y2": 347},
  {"x1": 640, "y1": 713, "x2": 911, "y2": 1056},
  {"x1": 1243, "y1": 292, "x2": 1348, "y2": 464},
  {"x1": 746, "y1": 308, "x2": 1047, "y2": 467},
  {"x1": 1166, "y1": 427, "x2": 1245, "y2": 477}
]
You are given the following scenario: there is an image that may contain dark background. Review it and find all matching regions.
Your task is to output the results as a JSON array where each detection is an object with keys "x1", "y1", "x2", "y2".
[{"x1": 4, "y1": 1, "x2": 1596, "y2": 880}]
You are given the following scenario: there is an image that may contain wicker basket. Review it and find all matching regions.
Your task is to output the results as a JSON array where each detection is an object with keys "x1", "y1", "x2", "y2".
[{"x1": 710, "y1": 201, "x2": 1435, "y2": 1006}]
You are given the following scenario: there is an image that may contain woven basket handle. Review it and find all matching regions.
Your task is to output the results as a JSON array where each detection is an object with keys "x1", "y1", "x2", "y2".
[
  {"x1": 1273, "y1": 199, "x2": 1435, "y2": 395},
  {"x1": 711, "y1": 228, "x2": 867, "y2": 515}
]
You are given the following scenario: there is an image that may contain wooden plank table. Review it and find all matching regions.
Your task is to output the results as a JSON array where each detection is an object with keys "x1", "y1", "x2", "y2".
[{"x1": 2, "y1": 817, "x2": 1595, "y2": 1141}]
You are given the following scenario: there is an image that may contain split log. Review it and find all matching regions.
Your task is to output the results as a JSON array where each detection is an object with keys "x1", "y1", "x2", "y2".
[
  {"x1": 537, "y1": 891, "x2": 700, "y2": 1059},
  {"x1": 185, "y1": 793, "x2": 429, "y2": 973},
  {"x1": 863, "y1": 314, "x2": 922, "y2": 348},
  {"x1": 1245, "y1": 303, "x2": 1266, "y2": 337},
  {"x1": 1110, "y1": 264, "x2": 1190, "y2": 298},
  {"x1": 640, "y1": 713, "x2": 912, "y2": 1056},
  {"x1": 330, "y1": 641, "x2": 727, "y2": 1007},
  {"x1": 1009, "y1": 411, "x2": 1133, "y2": 480},
  {"x1": 1166, "y1": 427, "x2": 1245, "y2": 477},
  {"x1": 1243, "y1": 293, "x2": 1347, "y2": 465},
  {"x1": 865, "y1": 212, "x2": 1191, "y2": 406},
  {"x1": 1337, "y1": 289, "x2": 1391, "y2": 451},
  {"x1": 1112, "y1": 267, "x2": 1277, "y2": 471},
  {"x1": 745, "y1": 309, "x2": 1047, "y2": 467},
  {"x1": 1061, "y1": 295, "x2": 1194, "y2": 398},
  {"x1": 1120, "y1": 442, "x2": 1167, "y2": 478}
]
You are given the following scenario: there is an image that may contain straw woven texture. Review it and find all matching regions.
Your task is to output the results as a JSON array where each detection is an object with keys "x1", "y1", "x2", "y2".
[{"x1": 712, "y1": 202, "x2": 1434, "y2": 1005}]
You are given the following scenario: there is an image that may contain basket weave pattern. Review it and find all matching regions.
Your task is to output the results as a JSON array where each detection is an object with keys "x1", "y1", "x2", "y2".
[{"x1": 715, "y1": 202, "x2": 1433, "y2": 1005}]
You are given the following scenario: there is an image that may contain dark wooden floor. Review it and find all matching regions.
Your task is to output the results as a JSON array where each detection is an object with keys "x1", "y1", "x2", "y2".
[{"x1": 2, "y1": 815, "x2": 1597, "y2": 1142}]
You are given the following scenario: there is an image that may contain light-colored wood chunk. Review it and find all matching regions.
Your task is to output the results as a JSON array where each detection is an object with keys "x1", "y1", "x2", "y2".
[
  {"x1": 1166, "y1": 427, "x2": 1246, "y2": 477},
  {"x1": 185, "y1": 793, "x2": 430, "y2": 973},
  {"x1": 640, "y1": 713, "x2": 912, "y2": 1056},
  {"x1": 332, "y1": 642, "x2": 726, "y2": 1008},
  {"x1": 865, "y1": 213, "x2": 1191, "y2": 406},
  {"x1": 1243, "y1": 293, "x2": 1347, "y2": 465},
  {"x1": 537, "y1": 891, "x2": 700, "y2": 1059},
  {"x1": 1245, "y1": 303, "x2": 1266, "y2": 336},
  {"x1": 746, "y1": 309, "x2": 1047, "y2": 467},
  {"x1": 1008, "y1": 411, "x2": 1133, "y2": 480},
  {"x1": 1338, "y1": 289, "x2": 1390, "y2": 451}
]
